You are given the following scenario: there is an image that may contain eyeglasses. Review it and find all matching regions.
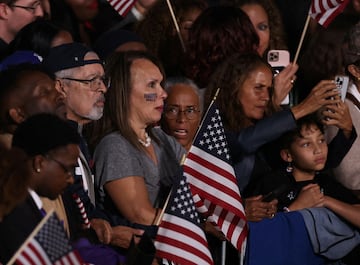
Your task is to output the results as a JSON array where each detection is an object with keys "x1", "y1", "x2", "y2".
[
  {"x1": 10, "y1": 1, "x2": 41, "y2": 14},
  {"x1": 164, "y1": 106, "x2": 200, "y2": 120},
  {"x1": 46, "y1": 155, "x2": 74, "y2": 178},
  {"x1": 62, "y1": 76, "x2": 110, "y2": 91}
]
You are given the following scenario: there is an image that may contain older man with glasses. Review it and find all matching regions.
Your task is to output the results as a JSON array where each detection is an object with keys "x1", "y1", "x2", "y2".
[
  {"x1": 42, "y1": 43, "x2": 142, "y2": 265},
  {"x1": 0, "y1": 0, "x2": 43, "y2": 58}
]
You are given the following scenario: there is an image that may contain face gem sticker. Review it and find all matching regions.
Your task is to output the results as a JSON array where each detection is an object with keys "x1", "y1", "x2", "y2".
[{"x1": 144, "y1": 93, "x2": 157, "y2": 101}]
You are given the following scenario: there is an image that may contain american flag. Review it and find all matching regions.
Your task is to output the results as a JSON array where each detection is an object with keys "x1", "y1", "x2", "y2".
[
  {"x1": 12, "y1": 211, "x2": 85, "y2": 265},
  {"x1": 106, "y1": 0, "x2": 136, "y2": 17},
  {"x1": 309, "y1": 0, "x2": 350, "y2": 27},
  {"x1": 154, "y1": 174, "x2": 214, "y2": 265},
  {"x1": 184, "y1": 103, "x2": 248, "y2": 251}
]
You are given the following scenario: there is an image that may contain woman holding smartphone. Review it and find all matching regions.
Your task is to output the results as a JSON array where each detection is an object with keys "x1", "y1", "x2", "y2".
[{"x1": 206, "y1": 52, "x2": 355, "y2": 222}]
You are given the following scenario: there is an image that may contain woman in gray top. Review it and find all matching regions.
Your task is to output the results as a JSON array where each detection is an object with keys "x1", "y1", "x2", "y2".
[{"x1": 90, "y1": 51, "x2": 186, "y2": 227}]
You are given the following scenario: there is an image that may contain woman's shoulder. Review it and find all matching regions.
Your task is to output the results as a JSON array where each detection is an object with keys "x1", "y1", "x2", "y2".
[
  {"x1": 152, "y1": 127, "x2": 178, "y2": 146},
  {"x1": 95, "y1": 132, "x2": 134, "y2": 153}
]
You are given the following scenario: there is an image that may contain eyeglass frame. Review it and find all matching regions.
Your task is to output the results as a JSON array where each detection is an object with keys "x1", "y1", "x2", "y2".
[
  {"x1": 45, "y1": 155, "x2": 74, "y2": 178},
  {"x1": 61, "y1": 75, "x2": 110, "y2": 91},
  {"x1": 164, "y1": 105, "x2": 201, "y2": 120},
  {"x1": 10, "y1": 1, "x2": 41, "y2": 14}
]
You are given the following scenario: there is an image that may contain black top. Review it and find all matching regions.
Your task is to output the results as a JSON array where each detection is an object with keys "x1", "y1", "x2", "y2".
[
  {"x1": 250, "y1": 169, "x2": 360, "y2": 212},
  {"x1": 0, "y1": 195, "x2": 43, "y2": 263},
  {"x1": 0, "y1": 38, "x2": 9, "y2": 61}
]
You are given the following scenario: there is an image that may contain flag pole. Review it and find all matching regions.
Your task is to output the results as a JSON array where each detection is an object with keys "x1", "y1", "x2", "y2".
[
  {"x1": 154, "y1": 154, "x2": 187, "y2": 226},
  {"x1": 293, "y1": 14, "x2": 311, "y2": 64},
  {"x1": 154, "y1": 188, "x2": 172, "y2": 226},
  {"x1": 7, "y1": 209, "x2": 55, "y2": 265},
  {"x1": 221, "y1": 241, "x2": 227, "y2": 265},
  {"x1": 165, "y1": 0, "x2": 186, "y2": 53}
]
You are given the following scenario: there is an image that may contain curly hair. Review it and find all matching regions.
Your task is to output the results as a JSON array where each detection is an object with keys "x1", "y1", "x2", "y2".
[
  {"x1": 185, "y1": 6, "x2": 259, "y2": 88},
  {"x1": 226, "y1": 0, "x2": 288, "y2": 53},
  {"x1": 135, "y1": 0, "x2": 207, "y2": 75},
  {"x1": 206, "y1": 53, "x2": 274, "y2": 131}
]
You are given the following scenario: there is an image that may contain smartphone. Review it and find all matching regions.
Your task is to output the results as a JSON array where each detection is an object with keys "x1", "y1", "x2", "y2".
[
  {"x1": 267, "y1": 50, "x2": 291, "y2": 105},
  {"x1": 335, "y1": 75, "x2": 349, "y2": 101}
]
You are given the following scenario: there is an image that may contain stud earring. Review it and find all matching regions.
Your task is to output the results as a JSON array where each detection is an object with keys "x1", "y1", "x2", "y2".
[
  {"x1": 36, "y1": 168, "x2": 41, "y2": 173},
  {"x1": 286, "y1": 162, "x2": 293, "y2": 173}
]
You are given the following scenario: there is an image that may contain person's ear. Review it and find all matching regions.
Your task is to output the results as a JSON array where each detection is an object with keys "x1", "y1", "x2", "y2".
[
  {"x1": 280, "y1": 149, "x2": 292, "y2": 162},
  {"x1": 32, "y1": 155, "x2": 46, "y2": 173},
  {"x1": 347, "y1": 64, "x2": 360, "y2": 80},
  {"x1": 0, "y1": 3, "x2": 10, "y2": 19},
  {"x1": 55, "y1": 79, "x2": 67, "y2": 97},
  {"x1": 8, "y1": 108, "x2": 26, "y2": 124}
]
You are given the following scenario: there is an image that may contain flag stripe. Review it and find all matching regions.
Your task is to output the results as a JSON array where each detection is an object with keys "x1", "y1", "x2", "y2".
[
  {"x1": 156, "y1": 236, "x2": 211, "y2": 265},
  {"x1": 107, "y1": 0, "x2": 135, "y2": 16},
  {"x1": 310, "y1": 0, "x2": 349, "y2": 27},
  {"x1": 155, "y1": 176, "x2": 213, "y2": 264},
  {"x1": 156, "y1": 214, "x2": 212, "y2": 264},
  {"x1": 202, "y1": 200, "x2": 248, "y2": 250},
  {"x1": 159, "y1": 221, "x2": 209, "y2": 251},
  {"x1": 184, "y1": 159, "x2": 244, "y2": 215},
  {"x1": 17, "y1": 240, "x2": 51, "y2": 265}
]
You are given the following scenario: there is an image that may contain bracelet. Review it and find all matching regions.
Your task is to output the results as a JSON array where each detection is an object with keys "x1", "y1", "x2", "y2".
[{"x1": 283, "y1": 207, "x2": 291, "y2": 212}]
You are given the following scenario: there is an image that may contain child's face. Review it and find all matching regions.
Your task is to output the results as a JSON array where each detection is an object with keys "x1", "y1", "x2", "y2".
[{"x1": 288, "y1": 124, "x2": 328, "y2": 173}]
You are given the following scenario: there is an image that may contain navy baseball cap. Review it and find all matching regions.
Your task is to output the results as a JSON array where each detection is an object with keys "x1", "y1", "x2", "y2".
[
  {"x1": 42, "y1": 42, "x2": 103, "y2": 73},
  {"x1": 0, "y1": 50, "x2": 42, "y2": 71}
]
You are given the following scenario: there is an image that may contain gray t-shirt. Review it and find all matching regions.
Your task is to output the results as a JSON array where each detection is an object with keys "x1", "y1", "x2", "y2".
[{"x1": 93, "y1": 127, "x2": 185, "y2": 222}]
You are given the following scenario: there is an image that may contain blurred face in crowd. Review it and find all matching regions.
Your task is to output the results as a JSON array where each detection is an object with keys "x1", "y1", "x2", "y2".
[
  {"x1": 237, "y1": 64, "x2": 272, "y2": 121},
  {"x1": 65, "y1": 0, "x2": 98, "y2": 22},
  {"x1": 129, "y1": 58, "x2": 167, "y2": 126},
  {"x1": 163, "y1": 84, "x2": 201, "y2": 151},
  {"x1": 179, "y1": 7, "x2": 203, "y2": 44},
  {"x1": 59, "y1": 52, "x2": 107, "y2": 124},
  {"x1": 241, "y1": 3, "x2": 270, "y2": 56},
  {"x1": 51, "y1": 30, "x2": 73, "y2": 48},
  {"x1": 34, "y1": 144, "x2": 78, "y2": 199},
  {"x1": 16, "y1": 71, "x2": 66, "y2": 120},
  {"x1": 2, "y1": 0, "x2": 44, "y2": 42}
]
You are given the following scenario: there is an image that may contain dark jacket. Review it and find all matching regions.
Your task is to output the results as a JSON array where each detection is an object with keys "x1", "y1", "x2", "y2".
[{"x1": 0, "y1": 195, "x2": 42, "y2": 263}]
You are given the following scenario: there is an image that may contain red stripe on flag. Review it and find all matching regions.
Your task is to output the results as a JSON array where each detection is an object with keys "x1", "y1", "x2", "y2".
[
  {"x1": 185, "y1": 165, "x2": 245, "y2": 216},
  {"x1": 310, "y1": 0, "x2": 349, "y2": 27},
  {"x1": 187, "y1": 152, "x2": 239, "y2": 184},
  {"x1": 156, "y1": 234, "x2": 212, "y2": 264},
  {"x1": 160, "y1": 221, "x2": 209, "y2": 246}
]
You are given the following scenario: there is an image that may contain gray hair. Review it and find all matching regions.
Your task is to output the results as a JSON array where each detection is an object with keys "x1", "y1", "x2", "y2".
[{"x1": 164, "y1": 76, "x2": 202, "y2": 112}]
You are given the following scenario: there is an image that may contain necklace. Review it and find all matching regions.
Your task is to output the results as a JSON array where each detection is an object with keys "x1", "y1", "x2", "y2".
[{"x1": 138, "y1": 132, "x2": 152, "y2": 147}]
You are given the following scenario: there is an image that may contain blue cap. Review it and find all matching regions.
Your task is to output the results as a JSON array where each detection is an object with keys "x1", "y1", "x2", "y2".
[{"x1": 0, "y1": 50, "x2": 42, "y2": 71}]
